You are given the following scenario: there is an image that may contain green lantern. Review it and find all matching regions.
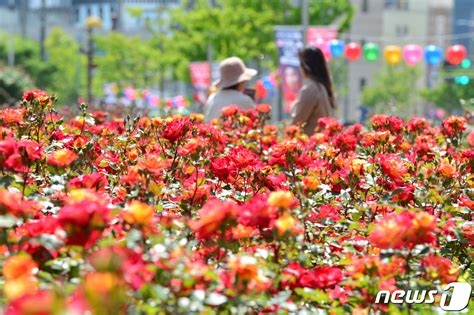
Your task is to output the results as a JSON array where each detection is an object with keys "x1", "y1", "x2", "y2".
[{"x1": 363, "y1": 43, "x2": 380, "y2": 62}]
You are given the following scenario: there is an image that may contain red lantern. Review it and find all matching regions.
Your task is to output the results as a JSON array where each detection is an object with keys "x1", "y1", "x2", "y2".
[
  {"x1": 255, "y1": 80, "x2": 267, "y2": 100},
  {"x1": 446, "y1": 45, "x2": 467, "y2": 65},
  {"x1": 344, "y1": 42, "x2": 361, "y2": 61}
]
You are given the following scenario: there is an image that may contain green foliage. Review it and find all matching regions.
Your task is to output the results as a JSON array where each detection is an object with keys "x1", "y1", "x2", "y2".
[
  {"x1": 421, "y1": 82, "x2": 474, "y2": 113},
  {"x1": 93, "y1": 32, "x2": 162, "y2": 93},
  {"x1": 421, "y1": 65, "x2": 474, "y2": 113},
  {"x1": 329, "y1": 57, "x2": 348, "y2": 102},
  {"x1": 0, "y1": 66, "x2": 34, "y2": 103},
  {"x1": 361, "y1": 64, "x2": 421, "y2": 116},
  {"x1": 0, "y1": 33, "x2": 55, "y2": 90},
  {"x1": 0, "y1": 0, "x2": 354, "y2": 102},
  {"x1": 0, "y1": 30, "x2": 82, "y2": 104},
  {"x1": 150, "y1": 0, "x2": 354, "y2": 81},
  {"x1": 45, "y1": 27, "x2": 83, "y2": 104}
]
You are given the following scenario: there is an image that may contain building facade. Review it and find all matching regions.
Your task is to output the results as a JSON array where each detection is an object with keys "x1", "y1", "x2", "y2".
[
  {"x1": 344, "y1": 0, "x2": 453, "y2": 121},
  {"x1": 72, "y1": 0, "x2": 180, "y2": 34},
  {"x1": 0, "y1": 0, "x2": 74, "y2": 40},
  {"x1": 452, "y1": 0, "x2": 474, "y2": 59}
]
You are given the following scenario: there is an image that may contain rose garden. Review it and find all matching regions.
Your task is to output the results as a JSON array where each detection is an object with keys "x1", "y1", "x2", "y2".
[{"x1": 0, "y1": 90, "x2": 471, "y2": 314}]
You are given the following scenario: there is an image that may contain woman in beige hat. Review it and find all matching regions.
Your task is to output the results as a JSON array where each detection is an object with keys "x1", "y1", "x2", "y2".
[{"x1": 204, "y1": 57, "x2": 257, "y2": 122}]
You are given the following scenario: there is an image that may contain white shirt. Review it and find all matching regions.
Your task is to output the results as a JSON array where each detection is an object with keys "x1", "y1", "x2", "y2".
[{"x1": 204, "y1": 89, "x2": 255, "y2": 122}]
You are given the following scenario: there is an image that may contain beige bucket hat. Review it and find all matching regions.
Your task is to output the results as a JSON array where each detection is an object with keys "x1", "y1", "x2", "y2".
[{"x1": 216, "y1": 57, "x2": 257, "y2": 89}]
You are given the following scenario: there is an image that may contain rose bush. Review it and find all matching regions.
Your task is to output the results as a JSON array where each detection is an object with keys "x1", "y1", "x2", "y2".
[{"x1": 0, "y1": 90, "x2": 472, "y2": 314}]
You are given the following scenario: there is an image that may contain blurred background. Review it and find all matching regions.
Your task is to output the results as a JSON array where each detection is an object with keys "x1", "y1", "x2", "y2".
[{"x1": 0, "y1": 0, "x2": 473, "y2": 123}]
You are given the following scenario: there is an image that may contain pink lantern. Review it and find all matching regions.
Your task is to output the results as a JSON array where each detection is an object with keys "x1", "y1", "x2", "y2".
[
  {"x1": 402, "y1": 44, "x2": 423, "y2": 66},
  {"x1": 310, "y1": 37, "x2": 332, "y2": 62},
  {"x1": 318, "y1": 42, "x2": 332, "y2": 62},
  {"x1": 446, "y1": 45, "x2": 467, "y2": 65}
]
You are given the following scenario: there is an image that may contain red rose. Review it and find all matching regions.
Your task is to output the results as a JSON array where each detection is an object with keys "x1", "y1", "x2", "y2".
[
  {"x1": 189, "y1": 199, "x2": 238, "y2": 239},
  {"x1": 68, "y1": 173, "x2": 108, "y2": 191},
  {"x1": 221, "y1": 105, "x2": 239, "y2": 117},
  {"x1": 163, "y1": 118, "x2": 189, "y2": 143},
  {"x1": 379, "y1": 154, "x2": 408, "y2": 183},
  {"x1": 21, "y1": 89, "x2": 47, "y2": 102},
  {"x1": 284, "y1": 263, "x2": 343, "y2": 289},
  {"x1": 256, "y1": 104, "x2": 271, "y2": 114},
  {"x1": 299, "y1": 267, "x2": 343, "y2": 289},
  {"x1": 58, "y1": 200, "x2": 110, "y2": 247},
  {"x1": 333, "y1": 133, "x2": 357, "y2": 152},
  {"x1": 210, "y1": 156, "x2": 236, "y2": 181}
]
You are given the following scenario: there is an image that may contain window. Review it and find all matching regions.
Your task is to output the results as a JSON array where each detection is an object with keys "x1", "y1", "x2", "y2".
[
  {"x1": 359, "y1": 78, "x2": 367, "y2": 92},
  {"x1": 385, "y1": 0, "x2": 409, "y2": 10},
  {"x1": 98, "y1": 6, "x2": 103, "y2": 19},
  {"x1": 86, "y1": 6, "x2": 91, "y2": 17},
  {"x1": 362, "y1": 0, "x2": 369, "y2": 13},
  {"x1": 74, "y1": 8, "x2": 80, "y2": 23},
  {"x1": 396, "y1": 25, "x2": 409, "y2": 37},
  {"x1": 400, "y1": 0, "x2": 408, "y2": 10},
  {"x1": 384, "y1": 0, "x2": 395, "y2": 8}
]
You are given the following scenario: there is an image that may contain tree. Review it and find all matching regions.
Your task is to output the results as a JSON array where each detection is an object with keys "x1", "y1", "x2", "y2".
[
  {"x1": 421, "y1": 64, "x2": 474, "y2": 113},
  {"x1": 93, "y1": 32, "x2": 162, "y2": 93},
  {"x1": 0, "y1": 66, "x2": 34, "y2": 104},
  {"x1": 45, "y1": 27, "x2": 83, "y2": 104},
  {"x1": 361, "y1": 65, "x2": 421, "y2": 117},
  {"x1": 421, "y1": 83, "x2": 474, "y2": 113},
  {"x1": 0, "y1": 33, "x2": 55, "y2": 91},
  {"x1": 148, "y1": 0, "x2": 354, "y2": 81}
]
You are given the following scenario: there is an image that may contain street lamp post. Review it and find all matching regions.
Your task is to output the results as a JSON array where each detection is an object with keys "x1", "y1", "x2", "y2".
[
  {"x1": 85, "y1": 16, "x2": 102, "y2": 105},
  {"x1": 301, "y1": 0, "x2": 309, "y2": 46}
]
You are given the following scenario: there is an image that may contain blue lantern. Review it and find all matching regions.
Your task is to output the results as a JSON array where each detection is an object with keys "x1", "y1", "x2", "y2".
[
  {"x1": 424, "y1": 45, "x2": 443, "y2": 65},
  {"x1": 262, "y1": 76, "x2": 276, "y2": 98},
  {"x1": 329, "y1": 39, "x2": 345, "y2": 58}
]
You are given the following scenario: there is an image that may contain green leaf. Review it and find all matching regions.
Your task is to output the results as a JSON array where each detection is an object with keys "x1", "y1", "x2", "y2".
[{"x1": 295, "y1": 288, "x2": 330, "y2": 303}]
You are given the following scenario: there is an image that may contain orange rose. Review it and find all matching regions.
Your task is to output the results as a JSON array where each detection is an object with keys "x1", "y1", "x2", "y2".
[
  {"x1": 47, "y1": 148, "x2": 78, "y2": 167},
  {"x1": 123, "y1": 201, "x2": 155, "y2": 225}
]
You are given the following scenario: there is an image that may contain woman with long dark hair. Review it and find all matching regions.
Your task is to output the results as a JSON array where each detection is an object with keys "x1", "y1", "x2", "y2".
[{"x1": 290, "y1": 46, "x2": 336, "y2": 135}]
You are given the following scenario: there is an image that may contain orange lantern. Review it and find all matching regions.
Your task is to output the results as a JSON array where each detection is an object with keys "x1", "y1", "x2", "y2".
[{"x1": 384, "y1": 45, "x2": 402, "y2": 65}]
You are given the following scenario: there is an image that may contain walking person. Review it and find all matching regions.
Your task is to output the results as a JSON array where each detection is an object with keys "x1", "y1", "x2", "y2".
[
  {"x1": 290, "y1": 47, "x2": 336, "y2": 135},
  {"x1": 205, "y1": 57, "x2": 257, "y2": 122}
]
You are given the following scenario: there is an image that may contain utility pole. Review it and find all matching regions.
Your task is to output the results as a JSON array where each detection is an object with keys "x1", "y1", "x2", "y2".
[
  {"x1": 301, "y1": 0, "x2": 309, "y2": 46},
  {"x1": 7, "y1": 3, "x2": 15, "y2": 67},
  {"x1": 39, "y1": 0, "x2": 46, "y2": 61},
  {"x1": 117, "y1": 0, "x2": 123, "y2": 32},
  {"x1": 18, "y1": 0, "x2": 27, "y2": 38},
  {"x1": 207, "y1": 43, "x2": 213, "y2": 73},
  {"x1": 86, "y1": 27, "x2": 93, "y2": 104},
  {"x1": 85, "y1": 16, "x2": 102, "y2": 105}
]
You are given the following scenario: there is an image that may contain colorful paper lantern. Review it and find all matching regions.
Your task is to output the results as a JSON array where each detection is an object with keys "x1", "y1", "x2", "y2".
[
  {"x1": 446, "y1": 44, "x2": 467, "y2": 65},
  {"x1": 424, "y1": 45, "x2": 443, "y2": 65},
  {"x1": 402, "y1": 44, "x2": 423, "y2": 66},
  {"x1": 255, "y1": 80, "x2": 268, "y2": 100},
  {"x1": 124, "y1": 87, "x2": 138, "y2": 101},
  {"x1": 149, "y1": 95, "x2": 160, "y2": 108},
  {"x1": 344, "y1": 42, "x2": 361, "y2": 61},
  {"x1": 362, "y1": 43, "x2": 380, "y2": 62},
  {"x1": 384, "y1": 45, "x2": 402, "y2": 65},
  {"x1": 329, "y1": 39, "x2": 345, "y2": 58},
  {"x1": 262, "y1": 76, "x2": 276, "y2": 97}
]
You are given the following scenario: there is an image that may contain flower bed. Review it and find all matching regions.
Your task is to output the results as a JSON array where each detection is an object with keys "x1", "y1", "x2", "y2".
[{"x1": 0, "y1": 91, "x2": 472, "y2": 313}]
